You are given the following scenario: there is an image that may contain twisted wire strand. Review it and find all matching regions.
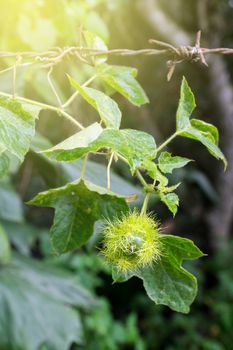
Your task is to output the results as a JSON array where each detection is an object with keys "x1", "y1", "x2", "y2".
[{"x1": 0, "y1": 31, "x2": 232, "y2": 79}]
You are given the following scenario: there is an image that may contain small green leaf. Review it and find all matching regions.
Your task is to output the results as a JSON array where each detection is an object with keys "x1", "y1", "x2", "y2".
[
  {"x1": 0, "y1": 96, "x2": 41, "y2": 161},
  {"x1": 83, "y1": 30, "x2": 108, "y2": 65},
  {"x1": 142, "y1": 159, "x2": 168, "y2": 186},
  {"x1": 158, "y1": 151, "x2": 192, "y2": 174},
  {"x1": 28, "y1": 179, "x2": 128, "y2": 254},
  {"x1": 159, "y1": 183, "x2": 180, "y2": 193},
  {"x1": 44, "y1": 127, "x2": 157, "y2": 171},
  {"x1": 190, "y1": 119, "x2": 219, "y2": 144},
  {"x1": 175, "y1": 78, "x2": 226, "y2": 169},
  {"x1": 68, "y1": 75, "x2": 121, "y2": 129},
  {"x1": 115, "y1": 235, "x2": 204, "y2": 313},
  {"x1": 0, "y1": 224, "x2": 11, "y2": 264},
  {"x1": 180, "y1": 126, "x2": 227, "y2": 169},
  {"x1": 141, "y1": 159, "x2": 157, "y2": 178},
  {"x1": 141, "y1": 159, "x2": 179, "y2": 214},
  {"x1": 98, "y1": 64, "x2": 149, "y2": 106},
  {"x1": 159, "y1": 192, "x2": 179, "y2": 216},
  {"x1": 176, "y1": 77, "x2": 196, "y2": 131}
]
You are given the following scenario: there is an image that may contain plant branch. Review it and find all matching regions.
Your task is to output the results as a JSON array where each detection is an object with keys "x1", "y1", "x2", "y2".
[
  {"x1": 47, "y1": 67, "x2": 63, "y2": 107},
  {"x1": 136, "y1": 170, "x2": 148, "y2": 187},
  {"x1": 107, "y1": 152, "x2": 115, "y2": 191},
  {"x1": 140, "y1": 193, "x2": 150, "y2": 215},
  {"x1": 0, "y1": 91, "x2": 84, "y2": 130},
  {"x1": 156, "y1": 131, "x2": 180, "y2": 153},
  {"x1": 116, "y1": 154, "x2": 149, "y2": 188}
]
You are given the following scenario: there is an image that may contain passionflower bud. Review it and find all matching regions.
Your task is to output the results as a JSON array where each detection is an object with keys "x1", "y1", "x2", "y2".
[{"x1": 102, "y1": 211, "x2": 161, "y2": 272}]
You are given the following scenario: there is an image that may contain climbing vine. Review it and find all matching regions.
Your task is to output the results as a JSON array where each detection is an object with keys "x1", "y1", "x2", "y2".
[{"x1": 0, "y1": 29, "x2": 227, "y2": 314}]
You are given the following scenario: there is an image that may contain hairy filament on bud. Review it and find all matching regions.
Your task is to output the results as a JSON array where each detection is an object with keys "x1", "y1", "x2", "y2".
[{"x1": 102, "y1": 211, "x2": 162, "y2": 272}]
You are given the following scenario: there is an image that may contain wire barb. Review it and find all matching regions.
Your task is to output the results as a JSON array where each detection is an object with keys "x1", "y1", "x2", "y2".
[
  {"x1": 0, "y1": 31, "x2": 232, "y2": 81},
  {"x1": 150, "y1": 30, "x2": 208, "y2": 81}
]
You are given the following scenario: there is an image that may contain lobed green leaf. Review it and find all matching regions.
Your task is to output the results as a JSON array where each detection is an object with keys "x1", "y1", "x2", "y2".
[
  {"x1": 43, "y1": 124, "x2": 157, "y2": 171},
  {"x1": 113, "y1": 235, "x2": 205, "y2": 313},
  {"x1": 190, "y1": 119, "x2": 219, "y2": 144},
  {"x1": 141, "y1": 159, "x2": 168, "y2": 186},
  {"x1": 158, "y1": 151, "x2": 192, "y2": 174},
  {"x1": 61, "y1": 159, "x2": 142, "y2": 201},
  {"x1": 28, "y1": 179, "x2": 128, "y2": 254},
  {"x1": 159, "y1": 192, "x2": 179, "y2": 216},
  {"x1": 43, "y1": 122, "x2": 103, "y2": 160}
]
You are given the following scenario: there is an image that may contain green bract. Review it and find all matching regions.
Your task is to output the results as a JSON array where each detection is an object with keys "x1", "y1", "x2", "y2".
[{"x1": 102, "y1": 211, "x2": 161, "y2": 272}]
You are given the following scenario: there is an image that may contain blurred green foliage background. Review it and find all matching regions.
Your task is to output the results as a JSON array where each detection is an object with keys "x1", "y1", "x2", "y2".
[{"x1": 0, "y1": 0, "x2": 233, "y2": 349}]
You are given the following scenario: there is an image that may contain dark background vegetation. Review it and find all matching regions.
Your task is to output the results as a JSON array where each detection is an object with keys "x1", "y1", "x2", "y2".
[{"x1": 0, "y1": 0, "x2": 233, "y2": 349}]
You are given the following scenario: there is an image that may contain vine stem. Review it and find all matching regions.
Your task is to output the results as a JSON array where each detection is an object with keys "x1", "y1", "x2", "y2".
[
  {"x1": 12, "y1": 55, "x2": 21, "y2": 99},
  {"x1": 156, "y1": 131, "x2": 180, "y2": 153},
  {"x1": 47, "y1": 67, "x2": 63, "y2": 107},
  {"x1": 107, "y1": 152, "x2": 115, "y2": 191},
  {"x1": 0, "y1": 62, "x2": 32, "y2": 76},
  {"x1": 0, "y1": 91, "x2": 84, "y2": 130},
  {"x1": 115, "y1": 153, "x2": 148, "y2": 184},
  {"x1": 136, "y1": 169, "x2": 148, "y2": 187},
  {"x1": 116, "y1": 153, "x2": 149, "y2": 188},
  {"x1": 140, "y1": 193, "x2": 150, "y2": 215}
]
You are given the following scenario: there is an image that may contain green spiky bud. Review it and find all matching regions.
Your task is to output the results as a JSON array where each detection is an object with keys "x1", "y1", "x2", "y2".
[{"x1": 102, "y1": 211, "x2": 162, "y2": 272}]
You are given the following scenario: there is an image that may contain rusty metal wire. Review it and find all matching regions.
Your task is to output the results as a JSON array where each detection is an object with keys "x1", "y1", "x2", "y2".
[{"x1": 0, "y1": 31, "x2": 233, "y2": 80}]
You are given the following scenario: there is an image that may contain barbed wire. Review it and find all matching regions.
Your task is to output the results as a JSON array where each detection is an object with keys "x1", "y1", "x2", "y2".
[
  {"x1": 0, "y1": 31, "x2": 233, "y2": 81},
  {"x1": 0, "y1": 30, "x2": 232, "y2": 138}
]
